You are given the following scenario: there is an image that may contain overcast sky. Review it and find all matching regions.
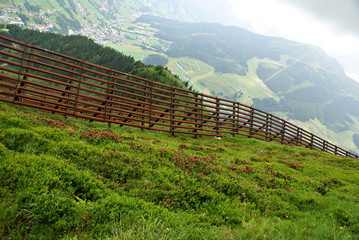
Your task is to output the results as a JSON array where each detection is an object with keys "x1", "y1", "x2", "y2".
[{"x1": 226, "y1": 0, "x2": 359, "y2": 82}]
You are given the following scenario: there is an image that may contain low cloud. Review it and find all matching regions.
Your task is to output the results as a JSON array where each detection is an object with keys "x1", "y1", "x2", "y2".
[{"x1": 279, "y1": 0, "x2": 359, "y2": 35}]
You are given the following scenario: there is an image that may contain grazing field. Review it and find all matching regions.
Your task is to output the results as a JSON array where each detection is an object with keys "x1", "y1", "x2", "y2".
[
  {"x1": 0, "y1": 103, "x2": 358, "y2": 239},
  {"x1": 105, "y1": 43, "x2": 156, "y2": 62},
  {"x1": 109, "y1": 42, "x2": 281, "y2": 103}
]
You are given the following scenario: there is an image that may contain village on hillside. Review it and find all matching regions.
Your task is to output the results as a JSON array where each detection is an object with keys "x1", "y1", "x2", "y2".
[{"x1": 0, "y1": 5, "x2": 142, "y2": 47}]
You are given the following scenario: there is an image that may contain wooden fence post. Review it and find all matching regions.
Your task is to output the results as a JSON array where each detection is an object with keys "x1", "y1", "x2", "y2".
[
  {"x1": 309, "y1": 134, "x2": 314, "y2": 149},
  {"x1": 216, "y1": 97, "x2": 220, "y2": 135},
  {"x1": 296, "y1": 128, "x2": 302, "y2": 146},
  {"x1": 14, "y1": 44, "x2": 32, "y2": 102},
  {"x1": 55, "y1": 59, "x2": 80, "y2": 116},
  {"x1": 193, "y1": 93, "x2": 202, "y2": 138},
  {"x1": 170, "y1": 86, "x2": 176, "y2": 136},
  {"x1": 141, "y1": 81, "x2": 150, "y2": 130},
  {"x1": 249, "y1": 107, "x2": 254, "y2": 138},
  {"x1": 104, "y1": 70, "x2": 116, "y2": 127},
  {"x1": 199, "y1": 94, "x2": 204, "y2": 134},
  {"x1": 72, "y1": 60, "x2": 84, "y2": 118},
  {"x1": 232, "y1": 102, "x2": 237, "y2": 137},
  {"x1": 265, "y1": 114, "x2": 271, "y2": 141},
  {"x1": 322, "y1": 140, "x2": 327, "y2": 152},
  {"x1": 281, "y1": 120, "x2": 286, "y2": 144},
  {"x1": 148, "y1": 80, "x2": 154, "y2": 129}
]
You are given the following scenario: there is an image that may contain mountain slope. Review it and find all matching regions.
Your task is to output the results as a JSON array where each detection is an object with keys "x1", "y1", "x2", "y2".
[
  {"x1": 0, "y1": 0, "x2": 236, "y2": 35},
  {"x1": 0, "y1": 102, "x2": 358, "y2": 239},
  {"x1": 1, "y1": 1, "x2": 359, "y2": 154},
  {"x1": 127, "y1": 15, "x2": 359, "y2": 154},
  {"x1": 0, "y1": 24, "x2": 186, "y2": 89}
]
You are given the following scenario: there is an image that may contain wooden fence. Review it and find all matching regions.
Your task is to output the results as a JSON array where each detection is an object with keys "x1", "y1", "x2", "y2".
[{"x1": 0, "y1": 35, "x2": 357, "y2": 159}]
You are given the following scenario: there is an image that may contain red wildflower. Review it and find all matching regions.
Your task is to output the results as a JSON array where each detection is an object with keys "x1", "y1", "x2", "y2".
[{"x1": 165, "y1": 199, "x2": 171, "y2": 202}]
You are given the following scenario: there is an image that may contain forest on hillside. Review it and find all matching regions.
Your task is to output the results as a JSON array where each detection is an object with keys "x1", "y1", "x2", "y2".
[
  {"x1": 0, "y1": 24, "x2": 186, "y2": 89},
  {"x1": 1, "y1": 24, "x2": 144, "y2": 72}
]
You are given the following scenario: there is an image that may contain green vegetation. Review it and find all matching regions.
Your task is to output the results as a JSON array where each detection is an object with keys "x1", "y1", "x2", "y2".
[
  {"x1": 143, "y1": 54, "x2": 169, "y2": 66},
  {"x1": 130, "y1": 66, "x2": 186, "y2": 89},
  {"x1": 196, "y1": 58, "x2": 280, "y2": 103},
  {"x1": 1, "y1": 11, "x2": 359, "y2": 238},
  {"x1": 105, "y1": 43, "x2": 156, "y2": 62},
  {"x1": 1, "y1": 24, "x2": 145, "y2": 73},
  {"x1": 137, "y1": 15, "x2": 278, "y2": 75},
  {"x1": 167, "y1": 58, "x2": 214, "y2": 82},
  {"x1": 1, "y1": 0, "x2": 111, "y2": 33},
  {"x1": 0, "y1": 102, "x2": 358, "y2": 239},
  {"x1": 0, "y1": 24, "x2": 187, "y2": 91}
]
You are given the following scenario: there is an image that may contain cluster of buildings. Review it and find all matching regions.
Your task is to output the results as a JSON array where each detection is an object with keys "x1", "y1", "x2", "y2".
[
  {"x1": 70, "y1": 19, "x2": 127, "y2": 45},
  {"x1": 0, "y1": 5, "x2": 156, "y2": 48},
  {"x1": 0, "y1": 8, "x2": 24, "y2": 26},
  {"x1": 0, "y1": 7, "x2": 55, "y2": 31}
]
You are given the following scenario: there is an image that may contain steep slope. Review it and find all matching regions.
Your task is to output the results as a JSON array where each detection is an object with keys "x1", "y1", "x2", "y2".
[
  {"x1": 1, "y1": 0, "x2": 358, "y2": 153},
  {"x1": 0, "y1": 103, "x2": 358, "y2": 239}
]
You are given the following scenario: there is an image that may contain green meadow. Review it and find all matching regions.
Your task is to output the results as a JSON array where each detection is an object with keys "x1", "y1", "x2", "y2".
[{"x1": 0, "y1": 102, "x2": 358, "y2": 239}]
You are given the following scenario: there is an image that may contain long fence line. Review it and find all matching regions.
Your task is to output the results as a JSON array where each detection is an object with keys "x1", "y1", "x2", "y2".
[{"x1": 0, "y1": 35, "x2": 357, "y2": 159}]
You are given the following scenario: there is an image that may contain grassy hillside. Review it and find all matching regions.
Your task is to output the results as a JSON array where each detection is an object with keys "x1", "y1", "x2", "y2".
[{"x1": 0, "y1": 102, "x2": 358, "y2": 239}]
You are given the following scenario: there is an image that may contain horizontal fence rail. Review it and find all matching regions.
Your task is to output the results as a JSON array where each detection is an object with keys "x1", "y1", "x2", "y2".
[{"x1": 0, "y1": 35, "x2": 357, "y2": 159}]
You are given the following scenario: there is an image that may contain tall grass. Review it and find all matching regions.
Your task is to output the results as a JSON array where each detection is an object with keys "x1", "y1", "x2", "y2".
[{"x1": 0, "y1": 103, "x2": 358, "y2": 239}]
